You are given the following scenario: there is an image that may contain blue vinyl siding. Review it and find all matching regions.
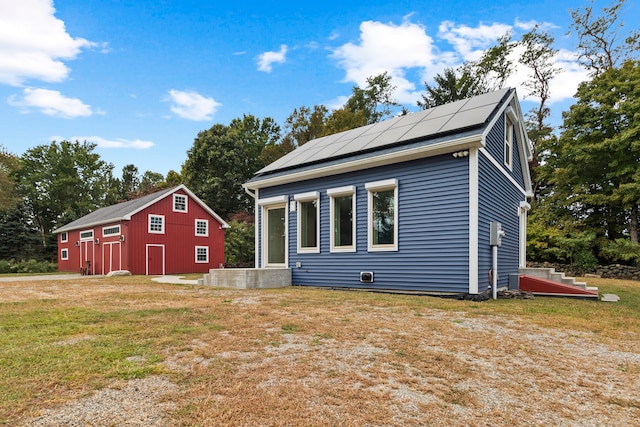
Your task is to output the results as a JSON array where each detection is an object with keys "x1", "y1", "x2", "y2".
[
  {"x1": 485, "y1": 113, "x2": 526, "y2": 189},
  {"x1": 478, "y1": 149, "x2": 525, "y2": 292},
  {"x1": 258, "y1": 154, "x2": 471, "y2": 293}
]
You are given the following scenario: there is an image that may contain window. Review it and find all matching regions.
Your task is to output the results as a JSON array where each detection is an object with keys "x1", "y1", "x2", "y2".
[
  {"x1": 102, "y1": 225, "x2": 121, "y2": 237},
  {"x1": 60, "y1": 232, "x2": 68, "y2": 243},
  {"x1": 366, "y1": 179, "x2": 398, "y2": 251},
  {"x1": 328, "y1": 186, "x2": 356, "y2": 252},
  {"x1": 79, "y1": 230, "x2": 94, "y2": 240},
  {"x1": 148, "y1": 214, "x2": 165, "y2": 234},
  {"x1": 504, "y1": 107, "x2": 518, "y2": 170},
  {"x1": 61, "y1": 248, "x2": 68, "y2": 260},
  {"x1": 173, "y1": 194, "x2": 188, "y2": 212},
  {"x1": 195, "y1": 219, "x2": 208, "y2": 236},
  {"x1": 195, "y1": 246, "x2": 209, "y2": 263},
  {"x1": 294, "y1": 192, "x2": 319, "y2": 253}
]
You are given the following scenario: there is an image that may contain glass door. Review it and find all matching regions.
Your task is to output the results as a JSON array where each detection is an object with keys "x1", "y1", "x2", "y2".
[{"x1": 265, "y1": 205, "x2": 286, "y2": 266}]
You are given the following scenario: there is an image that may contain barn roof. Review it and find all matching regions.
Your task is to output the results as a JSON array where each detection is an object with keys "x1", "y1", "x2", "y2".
[
  {"x1": 247, "y1": 88, "x2": 513, "y2": 188},
  {"x1": 53, "y1": 184, "x2": 229, "y2": 234}
]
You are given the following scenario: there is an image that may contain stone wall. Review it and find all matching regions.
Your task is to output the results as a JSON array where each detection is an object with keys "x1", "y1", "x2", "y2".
[{"x1": 527, "y1": 262, "x2": 640, "y2": 281}]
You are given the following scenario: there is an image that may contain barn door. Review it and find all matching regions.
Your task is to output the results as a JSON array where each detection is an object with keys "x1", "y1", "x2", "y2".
[
  {"x1": 80, "y1": 241, "x2": 94, "y2": 275},
  {"x1": 146, "y1": 244, "x2": 165, "y2": 275},
  {"x1": 103, "y1": 242, "x2": 121, "y2": 275}
]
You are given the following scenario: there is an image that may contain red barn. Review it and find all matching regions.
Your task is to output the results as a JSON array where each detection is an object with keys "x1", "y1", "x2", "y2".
[{"x1": 54, "y1": 185, "x2": 228, "y2": 275}]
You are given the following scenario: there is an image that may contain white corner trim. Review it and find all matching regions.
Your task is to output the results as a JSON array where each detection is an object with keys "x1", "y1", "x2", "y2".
[{"x1": 469, "y1": 148, "x2": 479, "y2": 295}]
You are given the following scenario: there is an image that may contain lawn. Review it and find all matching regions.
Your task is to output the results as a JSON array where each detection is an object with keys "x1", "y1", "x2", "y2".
[{"x1": 0, "y1": 276, "x2": 638, "y2": 426}]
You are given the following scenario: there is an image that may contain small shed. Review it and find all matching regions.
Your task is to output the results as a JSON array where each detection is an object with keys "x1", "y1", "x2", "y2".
[
  {"x1": 54, "y1": 184, "x2": 229, "y2": 275},
  {"x1": 243, "y1": 88, "x2": 533, "y2": 295}
]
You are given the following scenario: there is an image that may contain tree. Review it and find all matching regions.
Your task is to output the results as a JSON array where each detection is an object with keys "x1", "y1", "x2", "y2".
[
  {"x1": 0, "y1": 145, "x2": 19, "y2": 212},
  {"x1": 165, "y1": 170, "x2": 182, "y2": 187},
  {"x1": 14, "y1": 140, "x2": 118, "y2": 258},
  {"x1": 139, "y1": 171, "x2": 165, "y2": 194},
  {"x1": 569, "y1": 0, "x2": 640, "y2": 77},
  {"x1": 120, "y1": 164, "x2": 140, "y2": 197},
  {"x1": 417, "y1": 67, "x2": 483, "y2": 109},
  {"x1": 344, "y1": 72, "x2": 399, "y2": 124},
  {"x1": 550, "y1": 60, "x2": 640, "y2": 246},
  {"x1": 519, "y1": 26, "x2": 561, "y2": 199},
  {"x1": 182, "y1": 115, "x2": 281, "y2": 219},
  {"x1": 469, "y1": 32, "x2": 518, "y2": 92},
  {"x1": 281, "y1": 105, "x2": 328, "y2": 148}
]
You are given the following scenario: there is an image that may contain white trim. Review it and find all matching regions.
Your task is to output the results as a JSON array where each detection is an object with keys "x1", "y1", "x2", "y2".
[
  {"x1": 296, "y1": 196, "x2": 320, "y2": 254},
  {"x1": 293, "y1": 191, "x2": 319, "y2": 201},
  {"x1": 79, "y1": 229, "x2": 94, "y2": 241},
  {"x1": 366, "y1": 179, "x2": 398, "y2": 252},
  {"x1": 195, "y1": 246, "x2": 209, "y2": 263},
  {"x1": 504, "y1": 116, "x2": 514, "y2": 171},
  {"x1": 262, "y1": 203, "x2": 288, "y2": 268},
  {"x1": 61, "y1": 248, "x2": 69, "y2": 260},
  {"x1": 245, "y1": 135, "x2": 483, "y2": 190},
  {"x1": 258, "y1": 195, "x2": 288, "y2": 206},
  {"x1": 195, "y1": 219, "x2": 209, "y2": 237},
  {"x1": 479, "y1": 148, "x2": 529, "y2": 197},
  {"x1": 102, "y1": 224, "x2": 121, "y2": 237},
  {"x1": 145, "y1": 244, "x2": 165, "y2": 275},
  {"x1": 172, "y1": 193, "x2": 188, "y2": 213},
  {"x1": 329, "y1": 187, "x2": 356, "y2": 253},
  {"x1": 254, "y1": 188, "x2": 260, "y2": 268},
  {"x1": 519, "y1": 201, "x2": 531, "y2": 269},
  {"x1": 148, "y1": 214, "x2": 165, "y2": 234},
  {"x1": 469, "y1": 148, "x2": 479, "y2": 294},
  {"x1": 102, "y1": 241, "x2": 122, "y2": 275}
]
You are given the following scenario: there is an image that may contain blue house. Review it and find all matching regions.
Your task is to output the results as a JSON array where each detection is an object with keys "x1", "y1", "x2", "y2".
[{"x1": 243, "y1": 88, "x2": 533, "y2": 295}]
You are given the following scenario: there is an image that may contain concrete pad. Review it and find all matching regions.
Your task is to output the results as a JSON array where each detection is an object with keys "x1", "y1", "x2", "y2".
[
  {"x1": 601, "y1": 294, "x2": 620, "y2": 302},
  {"x1": 151, "y1": 275, "x2": 199, "y2": 285}
]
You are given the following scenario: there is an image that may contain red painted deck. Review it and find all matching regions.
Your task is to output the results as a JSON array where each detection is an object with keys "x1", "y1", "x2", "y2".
[{"x1": 519, "y1": 275, "x2": 598, "y2": 298}]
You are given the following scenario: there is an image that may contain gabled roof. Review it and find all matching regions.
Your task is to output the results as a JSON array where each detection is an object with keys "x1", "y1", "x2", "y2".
[
  {"x1": 53, "y1": 184, "x2": 229, "y2": 234},
  {"x1": 247, "y1": 88, "x2": 512, "y2": 189}
]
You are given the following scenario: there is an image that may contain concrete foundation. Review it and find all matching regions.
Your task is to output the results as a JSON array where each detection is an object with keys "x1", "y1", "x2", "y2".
[{"x1": 202, "y1": 268, "x2": 291, "y2": 289}]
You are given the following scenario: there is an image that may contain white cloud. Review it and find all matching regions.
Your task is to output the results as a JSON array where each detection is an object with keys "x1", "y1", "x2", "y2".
[
  {"x1": 514, "y1": 19, "x2": 558, "y2": 32},
  {"x1": 257, "y1": 44, "x2": 288, "y2": 73},
  {"x1": 438, "y1": 21, "x2": 513, "y2": 62},
  {"x1": 167, "y1": 89, "x2": 221, "y2": 121},
  {"x1": 331, "y1": 19, "x2": 444, "y2": 104},
  {"x1": 8, "y1": 88, "x2": 92, "y2": 118},
  {"x1": 73, "y1": 136, "x2": 154, "y2": 149},
  {"x1": 0, "y1": 0, "x2": 98, "y2": 86}
]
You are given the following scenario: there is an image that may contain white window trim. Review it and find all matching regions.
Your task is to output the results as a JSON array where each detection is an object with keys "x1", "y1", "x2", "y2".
[
  {"x1": 195, "y1": 219, "x2": 209, "y2": 237},
  {"x1": 173, "y1": 194, "x2": 188, "y2": 213},
  {"x1": 366, "y1": 179, "x2": 398, "y2": 252},
  {"x1": 61, "y1": 232, "x2": 68, "y2": 243},
  {"x1": 294, "y1": 191, "x2": 320, "y2": 254},
  {"x1": 504, "y1": 115, "x2": 514, "y2": 171},
  {"x1": 102, "y1": 225, "x2": 121, "y2": 237},
  {"x1": 148, "y1": 214, "x2": 165, "y2": 234},
  {"x1": 328, "y1": 186, "x2": 356, "y2": 253},
  {"x1": 61, "y1": 248, "x2": 69, "y2": 260},
  {"x1": 262, "y1": 203, "x2": 288, "y2": 268},
  {"x1": 195, "y1": 246, "x2": 209, "y2": 263},
  {"x1": 79, "y1": 230, "x2": 94, "y2": 241}
]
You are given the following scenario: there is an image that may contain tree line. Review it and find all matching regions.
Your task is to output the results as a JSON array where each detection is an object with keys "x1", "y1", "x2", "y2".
[{"x1": 1, "y1": 0, "x2": 638, "y2": 269}]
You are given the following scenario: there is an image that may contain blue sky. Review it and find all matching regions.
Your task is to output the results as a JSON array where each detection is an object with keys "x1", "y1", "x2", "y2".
[{"x1": 1, "y1": 0, "x2": 638, "y2": 177}]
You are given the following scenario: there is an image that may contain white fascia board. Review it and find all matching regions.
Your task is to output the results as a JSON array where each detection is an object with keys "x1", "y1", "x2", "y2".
[{"x1": 245, "y1": 135, "x2": 482, "y2": 190}]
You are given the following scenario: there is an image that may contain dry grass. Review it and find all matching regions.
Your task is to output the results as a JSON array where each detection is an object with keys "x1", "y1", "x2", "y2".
[{"x1": 0, "y1": 275, "x2": 638, "y2": 426}]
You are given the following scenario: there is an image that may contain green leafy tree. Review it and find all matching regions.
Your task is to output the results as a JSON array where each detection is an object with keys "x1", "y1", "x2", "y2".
[
  {"x1": 0, "y1": 145, "x2": 20, "y2": 212},
  {"x1": 569, "y1": 0, "x2": 640, "y2": 77},
  {"x1": 417, "y1": 67, "x2": 484, "y2": 109},
  {"x1": 15, "y1": 140, "x2": 117, "y2": 257},
  {"x1": 119, "y1": 164, "x2": 140, "y2": 197},
  {"x1": 549, "y1": 60, "x2": 640, "y2": 246},
  {"x1": 182, "y1": 115, "x2": 281, "y2": 219},
  {"x1": 344, "y1": 72, "x2": 399, "y2": 124},
  {"x1": 281, "y1": 105, "x2": 329, "y2": 147},
  {"x1": 165, "y1": 170, "x2": 182, "y2": 187},
  {"x1": 0, "y1": 202, "x2": 43, "y2": 261},
  {"x1": 139, "y1": 170, "x2": 165, "y2": 194}
]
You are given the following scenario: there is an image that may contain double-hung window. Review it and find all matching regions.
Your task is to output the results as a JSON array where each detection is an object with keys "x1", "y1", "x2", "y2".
[
  {"x1": 328, "y1": 186, "x2": 356, "y2": 252},
  {"x1": 195, "y1": 246, "x2": 209, "y2": 263},
  {"x1": 148, "y1": 214, "x2": 165, "y2": 234},
  {"x1": 173, "y1": 194, "x2": 188, "y2": 213},
  {"x1": 366, "y1": 179, "x2": 398, "y2": 252},
  {"x1": 61, "y1": 248, "x2": 69, "y2": 260},
  {"x1": 195, "y1": 219, "x2": 208, "y2": 237},
  {"x1": 294, "y1": 192, "x2": 319, "y2": 253}
]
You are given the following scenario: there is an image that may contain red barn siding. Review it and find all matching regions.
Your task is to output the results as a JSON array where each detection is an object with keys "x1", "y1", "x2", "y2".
[{"x1": 57, "y1": 188, "x2": 225, "y2": 275}]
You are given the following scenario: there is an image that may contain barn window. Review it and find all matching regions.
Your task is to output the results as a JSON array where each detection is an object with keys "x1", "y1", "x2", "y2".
[
  {"x1": 195, "y1": 246, "x2": 209, "y2": 263},
  {"x1": 294, "y1": 192, "x2": 319, "y2": 253},
  {"x1": 102, "y1": 225, "x2": 121, "y2": 237},
  {"x1": 328, "y1": 186, "x2": 356, "y2": 253},
  {"x1": 195, "y1": 219, "x2": 208, "y2": 236},
  {"x1": 148, "y1": 214, "x2": 165, "y2": 234},
  {"x1": 366, "y1": 179, "x2": 398, "y2": 252},
  {"x1": 80, "y1": 230, "x2": 94, "y2": 240},
  {"x1": 61, "y1": 248, "x2": 68, "y2": 260},
  {"x1": 173, "y1": 194, "x2": 188, "y2": 212},
  {"x1": 60, "y1": 232, "x2": 68, "y2": 243}
]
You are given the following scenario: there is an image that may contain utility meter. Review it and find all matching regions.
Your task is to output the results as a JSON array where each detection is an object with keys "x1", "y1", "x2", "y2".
[{"x1": 490, "y1": 222, "x2": 505, "y2": 247}]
